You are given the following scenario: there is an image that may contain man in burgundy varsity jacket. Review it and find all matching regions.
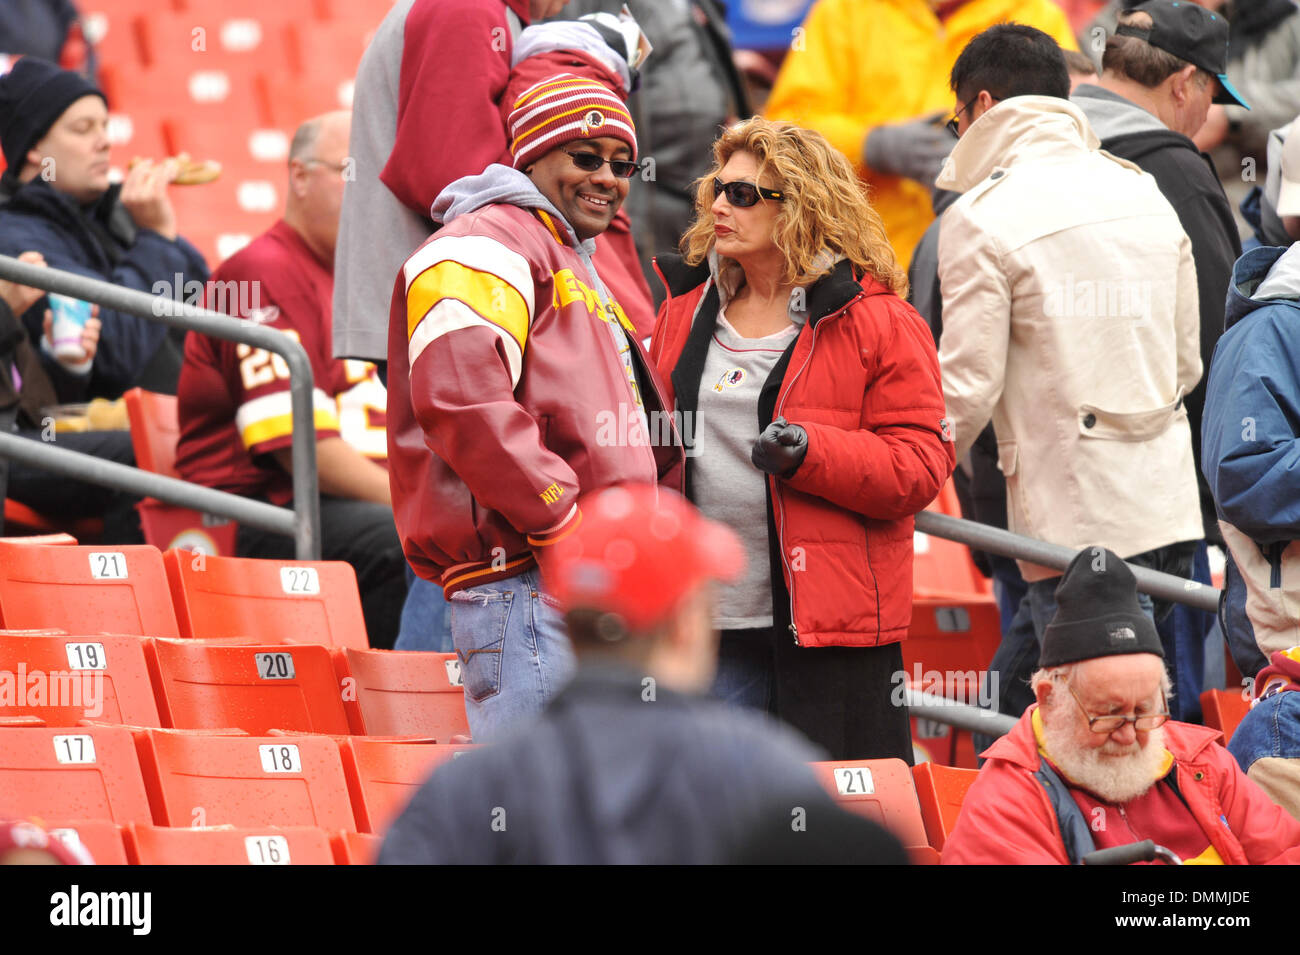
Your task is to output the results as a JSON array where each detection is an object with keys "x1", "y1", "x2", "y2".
[{"x1": 387, "y1": 74, "x2": 683, "y2": 742}]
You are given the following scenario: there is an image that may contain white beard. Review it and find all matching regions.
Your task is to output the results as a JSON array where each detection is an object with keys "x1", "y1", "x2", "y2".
[{"x1": 1041, "y1": 707, "x2": 1170, "y2": 804}]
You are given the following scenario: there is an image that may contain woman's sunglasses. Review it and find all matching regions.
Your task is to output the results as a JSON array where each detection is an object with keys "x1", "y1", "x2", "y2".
[
  {"x1": 565, "y1": 150, "x2": 642, "y2": 179},
  {"x1": 713, "y1": 178, "x2": 787, "y2": 207}
]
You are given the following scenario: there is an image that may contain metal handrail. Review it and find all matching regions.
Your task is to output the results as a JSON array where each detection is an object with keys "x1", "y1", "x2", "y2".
[
  {"x1": 904, "y1": 687, "x2": 1018, "y2": 736},
  {"x1": 915, "y1": 511, "x2": 1220, "y2": 613},
  {"x1": 0, "y1": 254, "x2": 320, "y2": 559}
]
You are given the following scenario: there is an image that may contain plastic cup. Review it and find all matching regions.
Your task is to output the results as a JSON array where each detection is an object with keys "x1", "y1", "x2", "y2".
[{"x1": 48, "y1": 293, "x2": 91, "y2": 362}]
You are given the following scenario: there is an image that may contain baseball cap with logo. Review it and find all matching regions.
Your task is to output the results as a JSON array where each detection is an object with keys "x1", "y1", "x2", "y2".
[
  {"x1": 1039, "y1": 546, "x2": 1164, "y2": 668},
  {"x1": 542, "y1": 484, "x2": 744, "y2": 634},
  {"x1": 1116, "y1": 0, "x2": 1250, "y2": 109}
]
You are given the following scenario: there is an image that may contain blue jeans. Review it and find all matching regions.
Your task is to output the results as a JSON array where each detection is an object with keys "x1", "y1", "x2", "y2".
[
  {"x1": 394, "y1": 566, "x2": 453, "y2": 653},
  {"x1": 1155, "y1": 540, "x2": 1213, "y2": 723},
  {"x1": 989, "y1": 555, "x2": 1028, "y2": 639},
  {"x1": 447, "y1": 566, "x2": 574, "y2": 743},
  {"x1": 711, "y1": 629, "x2": 774, "y2": 709}
]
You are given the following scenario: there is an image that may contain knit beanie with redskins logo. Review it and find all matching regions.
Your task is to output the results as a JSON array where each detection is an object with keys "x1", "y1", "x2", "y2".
[{"x1": 507, "y1": 73, "x2": 637, "y2": 171}]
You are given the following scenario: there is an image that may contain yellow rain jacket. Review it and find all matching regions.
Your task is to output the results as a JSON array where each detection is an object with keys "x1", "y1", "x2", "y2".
[{"x1": 765, "y1": 0, "x2": 1078, "y2": 267}]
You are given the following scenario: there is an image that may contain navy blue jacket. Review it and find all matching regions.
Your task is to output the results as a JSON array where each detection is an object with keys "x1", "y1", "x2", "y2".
[
  {"x1": 377, "y1": 662, "x2": 897, "y2": 864},
  {"x1": 0, "y1": 176, "x2": 208, "y2": 399}
]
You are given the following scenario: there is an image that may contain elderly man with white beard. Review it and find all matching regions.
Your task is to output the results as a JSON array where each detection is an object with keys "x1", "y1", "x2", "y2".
[{"x1": 943, "y1": 547, "x2": 1300, "y2": 865}]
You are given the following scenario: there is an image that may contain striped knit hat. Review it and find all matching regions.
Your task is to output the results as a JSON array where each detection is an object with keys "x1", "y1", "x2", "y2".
[{"x1": 508, "y1": 73, "x2": 636, "y2": 171}]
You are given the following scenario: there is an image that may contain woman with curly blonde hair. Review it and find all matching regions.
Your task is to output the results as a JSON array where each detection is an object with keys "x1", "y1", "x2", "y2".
[{"x1": 649, "y1": 117, "x2": 955, "y2": 760}]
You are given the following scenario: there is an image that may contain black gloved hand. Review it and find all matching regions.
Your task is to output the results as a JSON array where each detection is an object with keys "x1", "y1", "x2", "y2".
[{"x1": 751, "y1": 416, "x2": 808, "y2": 478}]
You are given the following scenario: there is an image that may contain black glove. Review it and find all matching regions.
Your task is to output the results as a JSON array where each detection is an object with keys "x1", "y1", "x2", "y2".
[{"x1": 751, "y1": 416, "x2": 808, "y2": 478}]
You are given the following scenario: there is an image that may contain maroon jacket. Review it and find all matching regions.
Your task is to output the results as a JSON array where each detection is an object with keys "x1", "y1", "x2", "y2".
[
  {"x1": 650, "y1": 254, "x2": 954, "y2": 647},
  {"x1": 388, "y1": 170, "x2": 682, "y2": 595}
]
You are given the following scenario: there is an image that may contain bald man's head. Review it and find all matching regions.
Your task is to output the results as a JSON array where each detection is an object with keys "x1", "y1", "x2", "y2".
[{"x1": 284, "y1": 110, "x2": 352, "y2": 263}]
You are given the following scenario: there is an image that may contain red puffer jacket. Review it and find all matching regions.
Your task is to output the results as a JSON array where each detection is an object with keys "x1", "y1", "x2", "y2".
[
  {"x1": 650, "y1": 254, "x2": 954, "y2": 647},
  {"x1": 942, "y1": 706, "x2": 1300, "y2": 864}
]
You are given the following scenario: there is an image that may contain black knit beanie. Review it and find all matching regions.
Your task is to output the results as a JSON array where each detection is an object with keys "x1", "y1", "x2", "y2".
[
  {"x1": 1039, "y1": 547, "x2": 1164, "y2": 668},
  {"x1": 0, "y1": 58, "x2": 106, "y2": 172}
]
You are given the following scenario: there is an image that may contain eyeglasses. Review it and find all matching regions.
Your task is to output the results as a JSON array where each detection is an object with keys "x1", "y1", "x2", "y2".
[
  {"x1": 712, "y1": 178, "x2": 787, "y2": 207},
  {"x1": 946, "y1": 95, "x2": 1002, "y2": 138},
  {"x1": 1067, "y1": 681, "x2": 1170, "y2": 735},
  {"x1": 302, "y1": 158, "x2": 349, "y2": 173},
  {"x1": 565, "y1": 150, "x2": 642, "y2": 179}
]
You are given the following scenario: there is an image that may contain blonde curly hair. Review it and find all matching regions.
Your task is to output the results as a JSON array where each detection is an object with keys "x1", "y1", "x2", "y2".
[{"x1": 679, "y1": 117, "x2": 907, "y2": 297}]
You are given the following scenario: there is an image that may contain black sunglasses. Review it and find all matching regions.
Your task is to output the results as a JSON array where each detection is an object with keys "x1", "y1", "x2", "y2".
[
  {"x1": 713, "y1": 177, "x2": 787, "y2": 207},
  {"x1": 565, "y1": 150, "x2": 641, "y2": 179},
  {"x1": 946, "y1": 94, "x2": 1001, "y2": 137}
]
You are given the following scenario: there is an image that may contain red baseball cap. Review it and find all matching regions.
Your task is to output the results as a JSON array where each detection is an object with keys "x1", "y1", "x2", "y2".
[{"x1": 542, "y1": 484, "x2": 745, "y2": 633}]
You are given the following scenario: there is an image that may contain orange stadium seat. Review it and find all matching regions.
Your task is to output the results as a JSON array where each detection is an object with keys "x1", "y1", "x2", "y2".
[
  {"x1": 179, "y1": 0, "x2": 326, "y2": 24},
  {"x1": 135, "y1": 11, "x2": 291, "y2": 75},
  {"x1": 163, "y1": 116, "x2": 291, "y2": 181},
  {"x1": 332, "y1": 829, "x2": 382, "y2": 865},
  {"x1": 134, "y1": 728, "x2": 356, "y2": 828},
  {"x1": 336, "y1": 648, "x2": 469, "y2": 738},
  {"x1": 0, "y1": 632, "x2": 162, "y2": 726},
  {"x1": 283, "y1": 18, "x2": 379, "y2": 77},
  {"x1": 124, "y1": 823, "x2": 337, "y2": 864},
  {"x1": 0, "y1": 533, "x2": 76, "y2": 545},
  {"x1": 258, "y1": 69, "x2": 354, "y2": 131},
  {"x1": 100, "y1": 63, "x2": 268, "y2": 129},
  {"x1": 338, "y1": 738, "x2": 465, "y2": 835},
  {"x1": 810, "y1": 758, "x2": 937, "y2": 862},
  {"x1": 1200, "y1": 688, "x2": 1252, "y2": 744},
  {"x1": 123, "y1": 388, "x2": 239, "y2": 555},
  {"x1": 165, "y1": 170, "x2": 281, "y2": 266},
  {"x1": 148, "y1": 638, "x2": 350, "y2": 734},
  {"x1": 0, "y1": 542, "x2": 180, "y2": 637},
  {"x1": 106, "y1": 110, "x2": 170, "y2": 176},
  {"x1": 2, "y1": 500, "x2": 102, "y2": 542},
  {"x1": 0, "y1": 725, "x2": 154, "y2": 825},
  {"x1": 163, "y1": 550, "x2": 370, "y2": 649},
  {"x1": 40, "y1": 818, "x2": 130, "y2": 864},
  {"x1": 82, "y1": 9, "x2": 145, "y2": 72},
  {"x1": 912, "y1": 761, "x2": 979, "y2": 852}
]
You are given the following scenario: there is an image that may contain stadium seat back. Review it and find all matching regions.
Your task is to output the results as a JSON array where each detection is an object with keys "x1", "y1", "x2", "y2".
[
  {"x1": 122, "y1": 388, "x2": 181, "y2": 477},
  {"x1": 124, "y1": 823, "x2": 336, "y2": 865},
  {"x1": 149, "y1": 638, "x2": 349, "y2": 735},
  {"x1": 0, "y1": 534, "x2": 77, "y2": 546},
  {"x1": 913, "y1": 479, "x2": 993, "y2": 598},
  {"x1": 164, "y1": 550, "x2": 369, "y2": 649},
  {"x1": 1200, "y1": 688, "x2": 1252, "y2": 744},
  {"x1": 339, "y1": 737, "x2": 456, "y2": 834},
  {"x1": 0, "y1": 725, "x2": 153, "y2": 825},
  {"x1": 2, "y1": 500, "x2": 102, "y2": 541},
  {"x1": 135, "y1": 729, "x2": 356, "y2": 829},
  {"x1": 903, "y1": 597, "x2": 1001, "y2": 689},
  {"x1": 41, "y1": 818, "x2": 130, "y2": 865},
  {"x1": 912, "y1": 761, "x2": 980, "y2": 851},
  {"x1": 0, "y1": 632, "x2": 162, "y2": 726},
  {"x1": 338, "y1": 648, "x2": 468, "y2": 738},
  {"x1": 0, "y1": 542, "x2": 179, "y2": 637},
  {"x1": 810, "y1": 758, "x2": 930, "y2": 850},
  {"x1": 332, "y1": 829, "x2": 381, "y2": 865}
]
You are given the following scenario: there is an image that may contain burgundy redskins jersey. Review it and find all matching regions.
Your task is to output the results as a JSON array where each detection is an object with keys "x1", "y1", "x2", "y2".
[{"x1": 175, "y1": 220, "x2": 386, "y2": 506}]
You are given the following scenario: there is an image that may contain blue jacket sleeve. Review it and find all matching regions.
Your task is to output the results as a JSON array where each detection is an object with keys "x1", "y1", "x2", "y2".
[
  {"x1": 3, "y1": 217, "x2": 208, "y2": 400},
  {"x1": 1201, "y1": 306, "x2": 1300, "y2": 542}
]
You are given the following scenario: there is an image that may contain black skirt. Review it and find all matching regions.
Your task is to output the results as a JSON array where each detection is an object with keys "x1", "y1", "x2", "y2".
[{"x1": 715, "y1": 627, "x2": 913, "y2": 763}]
